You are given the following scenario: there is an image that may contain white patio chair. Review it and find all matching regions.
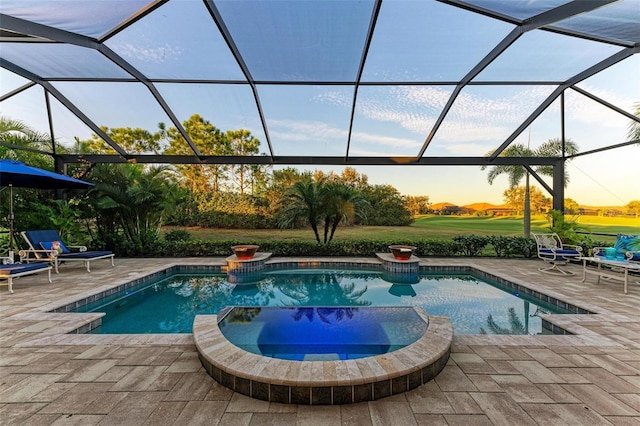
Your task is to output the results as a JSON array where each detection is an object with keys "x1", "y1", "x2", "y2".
[{"x1": 533, "y1": 233, "x2": 582, "y2": 275}]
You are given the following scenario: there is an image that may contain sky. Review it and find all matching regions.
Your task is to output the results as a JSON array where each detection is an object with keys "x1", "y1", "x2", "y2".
[{"x1": 1, "y1": 0, "x2": 639, "y2": 208}]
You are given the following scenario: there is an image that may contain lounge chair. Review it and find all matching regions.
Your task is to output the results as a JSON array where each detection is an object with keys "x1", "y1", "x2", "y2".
[
  {"x1": 533, "y1": 233, "x2": 583, "y2": 275},
  {"x1": 0, "y1": 262, "x2": 52, "y2": 293},
  {"x1": 20, "y1": 230, "x2": 115, "y2": 273}
]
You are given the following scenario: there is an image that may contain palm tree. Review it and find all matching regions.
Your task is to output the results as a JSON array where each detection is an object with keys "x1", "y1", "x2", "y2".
[
  {"x1": 278, "y1": 180, "x2": 324, "y2": 243},
  {"x1": 278, "y1": 179, "x2": 369, "y2": 244},
  {"x1": 628, "y1": 101, "x2": 640, "y2": 143},
  {"x1": 0, "y1": 116, "x2": 53, "y2": 167},
  {"x1": 322, "y1": 181, "x2": 368, "y2": 244},
  {"x1": 482, "y1": 138, "x2": 578, "y2": 238},
  {"x1": 87, "y1": 163, "x2": 183, "y2": 254}
]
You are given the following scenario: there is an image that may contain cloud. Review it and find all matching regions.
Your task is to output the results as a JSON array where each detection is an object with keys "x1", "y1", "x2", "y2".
[
  {"x1": 351, "y1": 131, "x2": 420, "y2": 148},
  {"x1": 277, "y1": 80, "x2": 635, "y2": 156},
  {"x1": 268, "y1": 119, "x2": 347, "y2": 141},
  {"x1": 558, "y1": 83, "x2": 634, "y2": 127},
  {"x1": 112, "y1": 41, "x2": 182, "y2": 64},
  {"x1": 268, "y1": 118, "x2": 419, "y2": 151},
  {"x1": 444, "y1": 142, "x2": 494, "y2": 156},
  {"x1": 349, "y1": 147, "x2": 415, "y2": 156},
  {"x1": 316, "y1": 85, "x2": 558, "y2": 146}
]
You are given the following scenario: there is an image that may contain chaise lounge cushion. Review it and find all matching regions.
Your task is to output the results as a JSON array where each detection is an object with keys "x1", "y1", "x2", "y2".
[
  {"x1": 22, "y1": 229, "x2": 115, "y2": 273},
  {"x1": 55, "y1": 251, "x2": 113, "y2": 260},
  {"x1": 0, "y1": 262, "x2": 51, "y2": 276},
  {"x1": 539, "y1": 248, "x2": 580, "y2": 260}
]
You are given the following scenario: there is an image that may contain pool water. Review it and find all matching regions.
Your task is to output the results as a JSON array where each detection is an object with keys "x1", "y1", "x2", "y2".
[
  {"x1": 75, "y1": 269, "x2": 570, "y2": 335},
  {"x1": 218, "y1": 306, "x2": 428, "y2": 361}
]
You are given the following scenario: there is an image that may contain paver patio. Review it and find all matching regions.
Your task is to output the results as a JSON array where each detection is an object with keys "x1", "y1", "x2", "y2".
[{"x1": 1, "y1": 257, "x2": 639, "y2": 425}]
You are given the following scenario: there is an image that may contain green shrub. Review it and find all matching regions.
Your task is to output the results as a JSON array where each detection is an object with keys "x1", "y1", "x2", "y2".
[
  {"x1": 488, "y1": 235, "x2": 512, "y2": 257},
  {"x1": 164, "y1": 229, "x2": 192, "y2": 243},
  {"x1": 511, "y1": 237, "x2": 537, "y2": 258},
  {"x1": 169, "y1": 192, "x2": 276, "y2": 229},
  {"x1": 486, "y1": 236, "x2": 538, "y2": 258},
  {"x1": 414, "y1": 240, "x2": 461, "y2": 257},
  {"x1": 452, "y1": 235, "x2": 489, "y2": 257},
  {"x1": 128, "y1": 235, "x2": 547, "y2": 258}
]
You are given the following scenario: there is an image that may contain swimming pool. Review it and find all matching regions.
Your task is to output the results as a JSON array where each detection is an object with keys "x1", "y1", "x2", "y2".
[{"x1": 74, "y1": 268, "x2": 571, "y2": 335}]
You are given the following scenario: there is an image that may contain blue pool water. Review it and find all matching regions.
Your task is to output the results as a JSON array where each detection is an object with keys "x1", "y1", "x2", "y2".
[
  {"x1": 74, "y1": 268, "x2": 570, "y2": 335},
  {"x1": 219, "y1": 306, "x2": 428, "y2": 361}
]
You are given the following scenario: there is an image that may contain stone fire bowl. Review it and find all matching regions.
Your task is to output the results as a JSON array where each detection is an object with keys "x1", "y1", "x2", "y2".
[
  {"x1": 231, "y1": 245, "x2": 260, "y2": 260},
  {"x1": 388, "y1": 245, "x2": 417, "y2": 260}
]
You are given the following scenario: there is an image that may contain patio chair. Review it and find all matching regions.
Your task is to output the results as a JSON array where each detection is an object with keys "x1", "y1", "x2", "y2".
[
  {"x1": 532, "y1": 233, "x2": 583, "y2": 275},
  {"x1": 0, "y1": 262, "x2": 52, "y2": 293},
  {"x1": 20, "y1": 230, "x2": 114, "y2": 273}
]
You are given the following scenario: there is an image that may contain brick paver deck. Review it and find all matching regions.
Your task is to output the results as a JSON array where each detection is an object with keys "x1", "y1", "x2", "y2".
[{"x1": 1, "y1": 257, "x2": 639, "y2": 425}]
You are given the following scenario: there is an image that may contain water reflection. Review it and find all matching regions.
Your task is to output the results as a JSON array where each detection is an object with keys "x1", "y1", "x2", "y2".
[
  {"x1": 84, "y1": 269, "x2": 566, "y2": 335},
  {"x1": 228, "y1": 271, "x2": 266, "y2": 284},
  {"x1": 382, "y1": 270, "x2": 419, "y2": 285},
  {"x1": 388, "y1": 284, "x2": 417, "y2": 297},
  {"x1": 224, "y1": 307, "x2": 262, "y2": 324},
  {"x1": 479, "y1": 306, "x2": 528, "y2": 335},
  {"x1": 291, "y1": 307, "x2": 358, "y2": 323},
  {"x1": 274, "y1": 271, "x2": 372, "y2": 307}
]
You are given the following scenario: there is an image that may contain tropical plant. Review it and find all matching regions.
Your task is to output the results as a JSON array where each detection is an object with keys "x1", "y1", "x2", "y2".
[
  {"x1": 321, "y1": 181, "x2": 368, "y2": 244},
  {"x1": 481, "y1": 138, "x2": 578, "y2": 238},
  {"x1": 482, "y1": 144, "x2": 535, "y2": 237},
  {"x1": 277, "y1": 179, "x2": 370, "y2": 244},
  {"x1": 278, "y1": 180, "x2": 325, "y2": 243},
  {"x1": 29, "y1": 199, "x2": 85, "y2": 243},
  {"x1": 545, "y1": 209, "x2": 589, "y2": 245},
  {"x1": 0, "y1": 116, "x2": 53, "y2": 168},
  {"x1": 627, "y1": 101, "x2": 640, "y2": 143},
  {"x1": 86, "y1": 163, "x2": 184, "y2": 255}
]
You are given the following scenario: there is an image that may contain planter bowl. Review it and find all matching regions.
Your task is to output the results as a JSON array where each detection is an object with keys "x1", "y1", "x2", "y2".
[
  {"x1": 388, "y1": 245, "x2": 417, "y2": 260},
  {"x1": 231, "y1": 245, "x2": 260, "y2": 260}
]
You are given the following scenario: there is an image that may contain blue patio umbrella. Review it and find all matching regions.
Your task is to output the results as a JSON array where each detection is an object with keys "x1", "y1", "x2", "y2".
[{"x1": 0, "y1": 159, "x2": 94, "y2": 256}]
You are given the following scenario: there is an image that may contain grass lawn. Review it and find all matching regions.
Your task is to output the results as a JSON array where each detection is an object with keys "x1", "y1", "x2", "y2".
[{"x1": 165, "y1": 214, "x2": 639, "y2": 243}]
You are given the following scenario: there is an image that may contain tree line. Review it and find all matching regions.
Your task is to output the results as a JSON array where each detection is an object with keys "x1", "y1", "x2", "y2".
[
  {"x1": 2, "y1": 105, "x2": 639, "y2": 255},
  {"x1": 1, "y1": 114, "x2": 415, "y2": 254}
]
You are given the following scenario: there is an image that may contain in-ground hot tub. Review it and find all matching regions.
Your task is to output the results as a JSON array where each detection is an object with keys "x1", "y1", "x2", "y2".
[
  {"x1": 219, "y1": 306, "x2": 428, "y2": 361},
  {"x1": 194, "y1": 306, "x2": 452, "y2": 405}
]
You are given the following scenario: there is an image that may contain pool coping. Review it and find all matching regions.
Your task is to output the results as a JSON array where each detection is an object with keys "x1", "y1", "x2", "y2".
[
  {"x1": 193, "y1": 308, "x2": 453, "y2": 404},
  {"x1": 9, "y1": 257, "x2": 624, "y2": 349}
]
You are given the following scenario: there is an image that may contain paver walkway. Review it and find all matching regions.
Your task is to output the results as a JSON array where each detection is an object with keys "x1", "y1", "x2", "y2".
[{"x1": 1, "y1": 257, "x2": 639, "y2": 425}]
